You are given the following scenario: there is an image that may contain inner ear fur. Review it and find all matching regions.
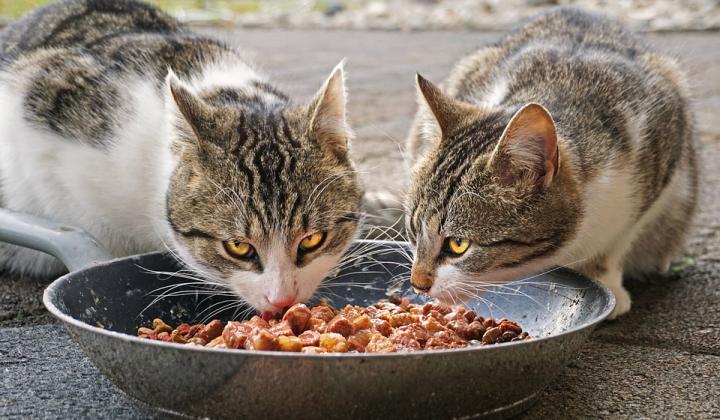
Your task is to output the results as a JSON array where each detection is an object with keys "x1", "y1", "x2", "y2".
[
  {"x1": 166, "y1": 69, "x2": 219, "y2": 148},
  {"x1": 487, "y1": 103, "x2": 559, "y2": 189},
  {"x1": 308, "y1": 61, "x2": 352, "y2": 159}
]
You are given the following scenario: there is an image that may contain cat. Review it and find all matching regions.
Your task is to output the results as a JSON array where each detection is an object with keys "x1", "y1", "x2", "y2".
[
  {"x1": 404, "y1": 8, "x2": 698, "y2": 319},
  {"x1": 0, "y1": 0, "x2": 363, "y2": 314}
]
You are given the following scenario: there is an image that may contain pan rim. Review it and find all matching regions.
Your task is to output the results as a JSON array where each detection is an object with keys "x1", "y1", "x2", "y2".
[{"x1": 43, "y1": 241, "x2": 616, "y2": 359}]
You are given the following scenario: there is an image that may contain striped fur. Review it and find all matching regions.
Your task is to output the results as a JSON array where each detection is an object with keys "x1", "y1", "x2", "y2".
[{"x1": 405, "y1": 8, "x2": 698, "y2": 318}]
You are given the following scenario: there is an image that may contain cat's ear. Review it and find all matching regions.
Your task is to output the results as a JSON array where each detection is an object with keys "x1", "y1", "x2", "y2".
[
  {"x1": 487, "y1": 103, "x2": 559, "y2": 189},
  {"x1": 166, "y1": 69, "x2": 216, "y2": 146},
  {"x1": 308, "y1": 61, "x2": 352, "y2": 158},
  {"x1": 415, "y1": 74, "x2": 480, "y2": 140}
]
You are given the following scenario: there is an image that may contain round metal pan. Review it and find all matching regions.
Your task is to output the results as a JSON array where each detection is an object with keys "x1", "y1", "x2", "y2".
[{"x1": 0, "y1": 209, "x2": 614, "y2": 419}]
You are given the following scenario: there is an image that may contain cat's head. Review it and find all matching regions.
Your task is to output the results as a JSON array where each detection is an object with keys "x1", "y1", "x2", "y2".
[
  {"x1": 405, "y1": 75, "x2": 581, "y2": 302},
  {"x1": 163, "y1": 64, "x2": 362, "y2": 313}
]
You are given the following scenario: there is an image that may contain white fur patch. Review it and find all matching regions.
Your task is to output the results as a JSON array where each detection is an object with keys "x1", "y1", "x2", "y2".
[
  {"x1": 186, "y1": 58, "x2": 284, "y2": 107},
  {"x1": 624, "y1": 109, "x2": 648, "y2": 149},
  {"x1": 479, "y1": 76, "x2": 508, "y2": 108},
  {"x1": 226, "y1": 241, "x2": 340, "y2": 312},
  {"x1": 554, "y1": 105, "x2": 657, "y2": 270},
  {"x1": 0, "y1": 75, "x2": 177, "y2": 274},
  {"x1": 432, "y1": 252, "x2": 557, "y2": 302},
  {"x1": 556, "y1": 165, "x2": 638, "y2": 266},
  {"x1": 431, "y1": 265, "x2": 468, "y2": 302},
  {"x1": 190, "y1": 58, "x2": 258, "y2": 90},
  {"x1": 619, "y1": 163, "x2": 692, "y2": 274}
]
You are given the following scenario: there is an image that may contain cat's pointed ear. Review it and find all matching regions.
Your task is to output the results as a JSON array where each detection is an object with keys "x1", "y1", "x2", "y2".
[
  {"x1": 308, "y1": 61, "x2": 352, "y2": 158},
  {"x1": 415, "y1": 74, "x2": 480, "y2": 139},
  {"x1": 488, "y1": 103, "x2": 559, "y2": 189},
  {"x1": 166, "y1": 69, "x2": 216, "y2": 146}
]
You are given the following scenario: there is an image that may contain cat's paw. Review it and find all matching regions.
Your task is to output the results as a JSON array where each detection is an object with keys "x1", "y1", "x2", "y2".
[{"x1": 607, "y1": 284, "x2": 632, "y2": 320}]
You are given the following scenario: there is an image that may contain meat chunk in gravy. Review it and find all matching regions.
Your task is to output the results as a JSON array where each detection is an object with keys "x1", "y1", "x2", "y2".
[{"x1": 138, "y1": 298, "x2": 531, "y2": 353}]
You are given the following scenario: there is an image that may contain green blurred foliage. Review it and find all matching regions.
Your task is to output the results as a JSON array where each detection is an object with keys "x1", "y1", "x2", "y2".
[
  {"x1": 0, "y1": 0, "x2": 262, "y2": 19},
  {"x1": 0, "y1": 0, "x2": 52, "y2": 18}
]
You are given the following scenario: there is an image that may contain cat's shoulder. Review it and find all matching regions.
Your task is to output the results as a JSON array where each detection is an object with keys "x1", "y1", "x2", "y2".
[
  {"x1": 1, "y1": 0, "x2": 182, "y2": 62},
  {"x1": 0, "y1": 1, "x2": 247, "y2": 147},
  {"x1": 501, "y1": 7, "x2": 646, "y2": 52}
]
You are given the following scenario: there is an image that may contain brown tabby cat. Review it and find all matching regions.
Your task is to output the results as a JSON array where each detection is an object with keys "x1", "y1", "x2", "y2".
[
  {"x1": 0, "y1": 0, "x2": 363, "y2": 314},
  {"x1": 404, "y1": 8, "x2": 697, "y2": 318}
]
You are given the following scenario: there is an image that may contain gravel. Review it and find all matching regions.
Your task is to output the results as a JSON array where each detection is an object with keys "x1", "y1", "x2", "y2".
[{"x1": 172, "y1": 0, "x2": 720, "y2": 32}]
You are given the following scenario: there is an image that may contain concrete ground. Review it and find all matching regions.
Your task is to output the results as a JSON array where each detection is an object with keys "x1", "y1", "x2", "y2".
[{"x1": 1, "y1": 30, "x2": 719, "y2": 418}]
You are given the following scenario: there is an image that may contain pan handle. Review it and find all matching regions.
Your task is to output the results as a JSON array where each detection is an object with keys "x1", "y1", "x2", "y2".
[{"x1": 0, "y1": 208, "x2": 113, "y2": 272}]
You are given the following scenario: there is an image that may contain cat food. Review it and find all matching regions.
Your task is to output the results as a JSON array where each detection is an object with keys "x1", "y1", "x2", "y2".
[{"x1": 137, "y1": 297, "x2": 530, "y2": 353}]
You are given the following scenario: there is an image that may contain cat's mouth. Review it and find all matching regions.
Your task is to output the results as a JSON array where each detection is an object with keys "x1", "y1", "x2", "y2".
[
  {"x1": 260, "y1": 305, "x2": 285, "y2": 317},
  {"x1": 427, "y1": 255, "x2": 559, "y2": 301},
  {"x1": 242, "y1": 295, "x2": 292, "y2": 315},
  {"x1": 411, "y1": 284, "x2": 431, "y2": 294},
  {"x1": 428, "y1": 287, "x2": 460, "y2": 304}
]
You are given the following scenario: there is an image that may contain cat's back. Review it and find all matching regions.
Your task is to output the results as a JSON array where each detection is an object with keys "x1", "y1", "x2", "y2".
[
  {"x1": 499, "y1": 7, "x2": 647, "y2": 60},
  {"x1": 457, "y1": 8, "x2": 663, "y2": 112},
  {"x1": 0, "y1": 0, "x2": 242, "y2": 146},
  {"x1": 0, "y1": 0, "x2": 183, "y2": 63},
  {"x1": 453, "y1": 8, "x2": 692, "y2": 183},
  {"x1": 494, "y1": 9, "x2": 667, "y2": 145}
]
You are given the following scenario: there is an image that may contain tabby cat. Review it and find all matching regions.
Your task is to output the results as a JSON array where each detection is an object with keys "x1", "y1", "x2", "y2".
[
  {"x1": 404, "y1": 8, "x2": 697, "y2": 318},
  {"x1": 0, "y1": 0, "x2": 363, "y2": 313}
]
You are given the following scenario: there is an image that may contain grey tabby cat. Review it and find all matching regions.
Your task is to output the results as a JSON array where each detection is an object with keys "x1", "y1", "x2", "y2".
[
  {"x1": 0, "y1": 0, "x2": 363, "y2": 313},
  {"x1": 405, "y1": 8, "x2": 697, "y2": 318}
]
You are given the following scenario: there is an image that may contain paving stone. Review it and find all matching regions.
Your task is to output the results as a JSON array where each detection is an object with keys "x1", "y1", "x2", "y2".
[
  {"x1": 0, "y1": 272, "x2": 54, "y2": 328},
  {"x1": 524, "y1": 342, "x2": 720, "y2": 418},
  {"x1": 0, "y1": 325, "x2": 159, "y2": 419}
]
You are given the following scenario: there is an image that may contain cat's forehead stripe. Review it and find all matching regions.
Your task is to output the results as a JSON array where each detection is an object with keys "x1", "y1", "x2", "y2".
[{"x1": 420, "y1": 112, "x2": 508, "y2": 227}]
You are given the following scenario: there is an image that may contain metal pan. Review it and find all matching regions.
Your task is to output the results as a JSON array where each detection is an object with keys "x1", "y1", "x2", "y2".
[{"x1": 0, "y1": 208, "x2": 614, "y2": 419}]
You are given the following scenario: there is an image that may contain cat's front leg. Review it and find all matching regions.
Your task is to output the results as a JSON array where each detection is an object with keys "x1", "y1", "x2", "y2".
[
  {"x1": 577, "y1": 257, "x2": 631, "y2": 319},
  {"x1": 599, "y1": 267, "x2": 632, "y2": 319}
]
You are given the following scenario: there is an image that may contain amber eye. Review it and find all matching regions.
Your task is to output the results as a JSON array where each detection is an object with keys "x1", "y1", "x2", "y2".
[
  {"x1": 445, "y1": 237, "x2": 470, "y2": 256},
  {"x1": 299, "y1": 232, "x2": 325, "y2": 252},
  {"x1": 223, "y1": 240, "x2": 255, "y2": 259}
]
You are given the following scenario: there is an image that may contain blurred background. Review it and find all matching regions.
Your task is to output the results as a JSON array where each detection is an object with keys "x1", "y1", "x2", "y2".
[{"x1": 0, "y1": 0, "x2": 718, "y2": 31}]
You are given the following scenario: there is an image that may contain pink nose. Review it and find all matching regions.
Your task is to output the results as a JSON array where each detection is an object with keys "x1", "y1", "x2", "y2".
[{"x1": 269, "y1": 295, "x2": 297, "y2": 308}]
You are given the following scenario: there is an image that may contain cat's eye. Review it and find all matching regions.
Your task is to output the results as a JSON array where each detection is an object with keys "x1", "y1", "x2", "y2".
[
  {"x1": 223, "y1": 240, "x2": 255, "y2": 259},
  {"x1": 444, "y1": 237, "x2": 470, "y2": 256},
  {"x1": 299, "y1": 232, "x2": 325, "y2": 252}
]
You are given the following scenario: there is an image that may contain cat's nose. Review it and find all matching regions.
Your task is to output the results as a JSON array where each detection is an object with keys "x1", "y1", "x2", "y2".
[
  {"x1": 268, "y1": 295, "x2": 297, "y2": 308},
  {"x1": 410, "y1": 268, "x2": 434, "y2": 293}
]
